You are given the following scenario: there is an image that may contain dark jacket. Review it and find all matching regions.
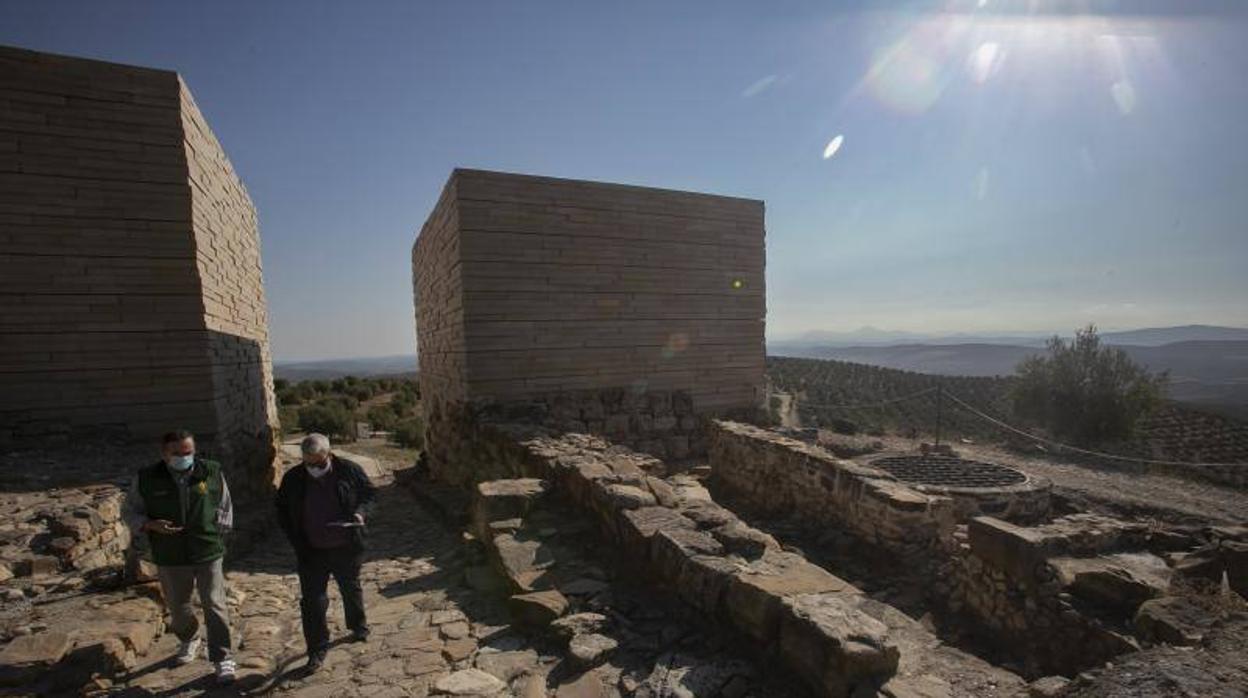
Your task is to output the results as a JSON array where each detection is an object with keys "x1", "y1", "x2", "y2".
[{"x1": 275, "y1": 455, "x2": 376, "y2": 559}]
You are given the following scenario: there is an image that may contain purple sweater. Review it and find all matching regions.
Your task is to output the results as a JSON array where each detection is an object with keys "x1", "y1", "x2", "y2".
[{"x1": 302, "y1": 469, "x2": 351, "y2": 550}]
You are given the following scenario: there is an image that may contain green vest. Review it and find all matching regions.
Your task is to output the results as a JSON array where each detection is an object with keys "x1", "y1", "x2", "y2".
[{"x1": 137, "y1": 459, "x2": 226, "y2": 566}]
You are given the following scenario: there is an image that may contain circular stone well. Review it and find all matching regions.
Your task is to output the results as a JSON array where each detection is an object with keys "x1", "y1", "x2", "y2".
[{"x1": 870, "y1": 455, "x2": 1051, "y2": 522}]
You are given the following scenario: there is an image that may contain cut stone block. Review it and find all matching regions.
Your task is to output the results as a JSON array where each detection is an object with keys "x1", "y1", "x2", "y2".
[
  {"x1": 1051, "y1": 553, "x2": 1169, "y2": 615},
  {"x1": 508, "y1": 590, "x2": 569, "y2": 627},
  {"x1": 778, "y1": 593, "x2": 899, "y2": 698},
  {"x1": 968, "y1": 516, "x2": 1055, "y2": 579},
  {"x1": 472, "y1": 478, "x2": 548, "y2": 542},
  {"x1": 1134, "y1": 596, "x2": 1220, "y2": 646}
]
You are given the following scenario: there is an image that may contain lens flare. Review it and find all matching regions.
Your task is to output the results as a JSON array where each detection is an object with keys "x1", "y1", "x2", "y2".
[
  {"x1": 865, "y1": 36, "x2": 949, "y2": 114},
  {"x1": 1111, "y1": 80, "x2": 1136, "y2": 115},
  {"x1": 822, "y1": 134, "x2": 844, "y2": 160},
  {"x1": 972, "y1": 167, "x2": 990, "y2": 200},
  {"x1": 967, "y1": 42, "x2": 1003, "y2": 84},
  {"x1": 660, "y1": 332, "x2": 691, "y2": 360}
]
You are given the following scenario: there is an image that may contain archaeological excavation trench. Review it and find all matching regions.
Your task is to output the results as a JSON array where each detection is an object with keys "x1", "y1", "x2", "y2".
[{"x1": 430, "y1": 407, "x2": 1248, "y2": 697}]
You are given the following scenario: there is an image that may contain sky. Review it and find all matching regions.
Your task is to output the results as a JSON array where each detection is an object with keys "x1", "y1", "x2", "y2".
[{"x1": 2, "y1": 0, "x2": 1246, "y2": 360}]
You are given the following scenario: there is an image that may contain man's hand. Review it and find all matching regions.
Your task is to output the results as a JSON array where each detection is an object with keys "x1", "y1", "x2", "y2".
[{"x1": 143, "y1": 519, "x2": 183, "y2": 535}]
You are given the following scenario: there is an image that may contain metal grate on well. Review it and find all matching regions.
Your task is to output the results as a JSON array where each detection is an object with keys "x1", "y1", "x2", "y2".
[{"x1": 870, "y1": 455, "x2": 1027, "y2": 489}]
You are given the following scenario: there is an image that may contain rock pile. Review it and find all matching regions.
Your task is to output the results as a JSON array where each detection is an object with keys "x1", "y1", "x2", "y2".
[{"x1": 0, "y1": 484, "x2": 130, "y2": 598}]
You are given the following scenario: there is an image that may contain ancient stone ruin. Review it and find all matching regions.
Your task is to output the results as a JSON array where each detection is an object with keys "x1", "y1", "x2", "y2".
[
  {"x1": 0, "y1": 46, "x2": 278, "y2": 649},
  {"x1": 0, "y1": 46, "x2": 279, "y2": 494},
  {"x1": 1, "y1": 44, "x2": 1245, "y2": 698},
  {"x1": 410, "y1": 171, "x2": 1248, "y2": 697},
  {"x1": 413, "y1": 169, "x2": 766, "y2": 484}
]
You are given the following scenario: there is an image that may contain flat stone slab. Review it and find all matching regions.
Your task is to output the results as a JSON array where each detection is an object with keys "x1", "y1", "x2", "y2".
[
  {"x1": 568, "y1": 633, "x2": 617, "y2": 668},
  {"x1": 508, "y1": 590, "x2": 568, "y2": 626},
  {"x1": 779, "y1": 592, "x2": 900, "y2": 697},
  {"x1": 0, "y1": 631, "x2": 72, "y2": 668},
  {"x1": 1051, "y1": 553, "x2": 1169, "y2": 615},
  {"x1": 1135, "y1": 596, "x2": 1221, "y2": 646},
  {"x1": 434, "y1": 668, "x2": 507, "y2": 695},
  {"x1": 474, "y1": 649, "x2": 538, "y2": 683}
]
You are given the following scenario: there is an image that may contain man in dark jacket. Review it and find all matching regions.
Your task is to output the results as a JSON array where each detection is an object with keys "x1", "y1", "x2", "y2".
[{"x1": 274, "y1": 433, "x2": 376, "y2": 673}]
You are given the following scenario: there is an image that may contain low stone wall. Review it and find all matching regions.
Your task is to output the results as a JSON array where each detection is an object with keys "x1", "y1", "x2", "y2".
[
  {"x1": 939, "y1": 515, "x2": 1151, "y2": 676},
  {"x1": 708, "y1": 421, "x2": 956, "y2": 562},
  {"x1": 424, "y1": 388, "x2": 736, "y2": 486},
  {"x1": 704, "y1": 420, "x2": 1242, "y2": 678},
  {"x1": 453, "y1": 423, "x2": 900, "y2": 697}
]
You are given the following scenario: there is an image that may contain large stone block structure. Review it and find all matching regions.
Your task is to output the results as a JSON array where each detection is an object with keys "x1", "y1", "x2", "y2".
[
  {"x1": 0, "y1": 47, "x2": 277, "y2": 492},
  {"x1": 413, "y1": 169, "x2": 765, "y2": 482}
]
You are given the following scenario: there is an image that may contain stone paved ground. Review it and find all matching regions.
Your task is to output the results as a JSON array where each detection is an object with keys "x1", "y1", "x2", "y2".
[{"x1": 108, "y1": 441, "x2": 807, "y2": 697}]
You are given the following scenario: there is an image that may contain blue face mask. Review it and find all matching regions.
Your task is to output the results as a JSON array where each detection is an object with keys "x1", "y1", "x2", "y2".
[{"x1": 167, "y1": 454, "x2": 194, "y2": 472}]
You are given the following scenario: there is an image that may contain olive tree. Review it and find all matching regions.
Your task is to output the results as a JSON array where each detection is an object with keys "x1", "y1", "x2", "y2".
[{"x1": 1012, "y1": 325, "x2": 1166, "y2": 445}]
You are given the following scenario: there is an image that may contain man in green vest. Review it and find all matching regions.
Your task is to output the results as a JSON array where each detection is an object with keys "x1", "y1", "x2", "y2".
[{"x1": 126, "y1": 429, "x2": 236, "y2": 685}]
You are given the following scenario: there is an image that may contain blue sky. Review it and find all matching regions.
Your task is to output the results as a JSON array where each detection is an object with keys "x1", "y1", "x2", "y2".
[{"x1": 3, "y1": 1, "x2": 1246, "y2": 360}]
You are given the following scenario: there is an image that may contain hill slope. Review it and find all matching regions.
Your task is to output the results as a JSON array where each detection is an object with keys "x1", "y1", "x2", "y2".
[{"x1": 765, "y1": 356, "x2": 1248, "y2": 465}]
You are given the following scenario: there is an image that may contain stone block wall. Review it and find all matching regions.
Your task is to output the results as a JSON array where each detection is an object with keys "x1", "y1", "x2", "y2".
[
  {"x1": 413, "y1": 169, "x2": 766, "y2": 478},
  {"x1": 0, "y1": 46, "x2": 277, "y2": 491},
  {"x1": 708, "y1": 421, "x2": 957, "y2": 561},
  {"x1": 406, "y1": 418, "x2": 900, "y2": 697}
]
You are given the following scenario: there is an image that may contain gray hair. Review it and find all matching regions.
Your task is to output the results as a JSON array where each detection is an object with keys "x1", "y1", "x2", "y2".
[{"x1": 300, "y1": 433, "x2": 331, "y2": 456}]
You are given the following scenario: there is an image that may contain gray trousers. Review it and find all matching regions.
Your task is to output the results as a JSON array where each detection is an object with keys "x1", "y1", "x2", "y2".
[{"x1": 156, "y1": 558, "x2": 233, "y2": 663}]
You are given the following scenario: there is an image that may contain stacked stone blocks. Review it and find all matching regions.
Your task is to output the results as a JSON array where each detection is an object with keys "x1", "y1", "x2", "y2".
[
  {"x1": 0, "y1": 46, "x2": 276, "y2": 490},
  {"x1": 413, "y1": 169, "x2": 766, "y2": 476}
]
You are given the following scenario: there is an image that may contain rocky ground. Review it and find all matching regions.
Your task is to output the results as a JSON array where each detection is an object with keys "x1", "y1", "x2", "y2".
[
  {"x1": 1063, "y1": 614, "x2": 1248, "y2": 698},
  {"x1": 88, "y1": 438, "x2": 808, "y2": 697}
]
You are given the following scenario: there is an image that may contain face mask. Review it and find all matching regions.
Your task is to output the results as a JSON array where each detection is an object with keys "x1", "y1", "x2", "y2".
[
  {"x1": 167, "y1": 454, "x2": 194, "y2": 472},
  {"x1": 306, "y1": 461, "x2": 330, "y2": 478}
]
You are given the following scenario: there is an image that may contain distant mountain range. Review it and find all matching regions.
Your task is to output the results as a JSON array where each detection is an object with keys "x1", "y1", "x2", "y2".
[
  {"x1": 273, "y1": 354, "x2": 416, "y2": 381},
  {"x1": 274, "y1": 325, "x2": 1248, "y2": 411},
  {"x1": 770, "y1": 326, "x2": 1248, "y2": 412},
  {"x1": 771, "y1": 324, "x2": 1248, "y2": 349}
]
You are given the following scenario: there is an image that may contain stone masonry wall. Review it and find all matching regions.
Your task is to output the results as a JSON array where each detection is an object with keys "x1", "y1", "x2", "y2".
[
  {"x1": 425, "y1": 388, "x2": 714, "y2": 485},
  {"x1": 413, "y1": 170, "x2": 767, "y2": 477},
  {"x1": 708, "y1": 421, "x2": 956, "y2": 562},
  {"x1": 0, "y1": 46, "x2": 277, "y2": 491},
  {"x1": 413, "y1": 418, "x2": 901, "y2": 698},
  {"x1": 412, "y1": 175, "x2": 467, "y2": 405},
  {"x1": 179, "y1": 79, "x2": 279, "y2": 492}
]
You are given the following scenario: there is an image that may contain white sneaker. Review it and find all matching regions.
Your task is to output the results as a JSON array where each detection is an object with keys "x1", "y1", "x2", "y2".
[
  {"x1": 175, "y1": 636, "x2": 201, "y2": 665},
  {"x1": 215, "y1": 659, "x2": 236, "y2": 685}
]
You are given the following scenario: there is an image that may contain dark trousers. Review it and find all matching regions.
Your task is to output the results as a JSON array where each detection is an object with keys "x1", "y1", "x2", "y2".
[{"x1": 297, "y1": 546, "x2": 367, "y2": 654}]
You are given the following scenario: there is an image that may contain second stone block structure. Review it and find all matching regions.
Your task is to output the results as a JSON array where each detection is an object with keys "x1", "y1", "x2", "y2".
[{"x1": 412, "y1": 169, "x2": 766, "y2": 480}]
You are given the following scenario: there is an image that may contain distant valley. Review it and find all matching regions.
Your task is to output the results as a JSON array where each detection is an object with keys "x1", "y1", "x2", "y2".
[
  {"x1": 770, "y1": 325, "x2": 1248, "y2": 415},
  {"x1": 275, "y1": 325, "x2": 1248, "y2": 414}
]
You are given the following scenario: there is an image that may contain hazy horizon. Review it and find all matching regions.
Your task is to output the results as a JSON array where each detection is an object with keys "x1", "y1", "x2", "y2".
[
  {"x1": 4, "y1": 1, "x2": 1246, "y2": 362},
  {"x1": 271, "y1": 322, "x2": 1248, "y2": 364}
]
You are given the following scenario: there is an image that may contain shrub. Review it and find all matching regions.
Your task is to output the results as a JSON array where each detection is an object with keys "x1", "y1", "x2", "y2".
[
  {"x1": 366, "y1": 404, "x2": 399, "y2": 432},
  {"x1": 392, "y1": 417, "x2": 424, "y2": 450},
  {"x1": 297, "y1": 403, "x2": 355, "y2": 442},
  {"x1": 1012, "y1": 325, "x2": 1167, "y2": 445},
  {"x1": 277, "y1": 406, "x2": 300, "y2": 435}
]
